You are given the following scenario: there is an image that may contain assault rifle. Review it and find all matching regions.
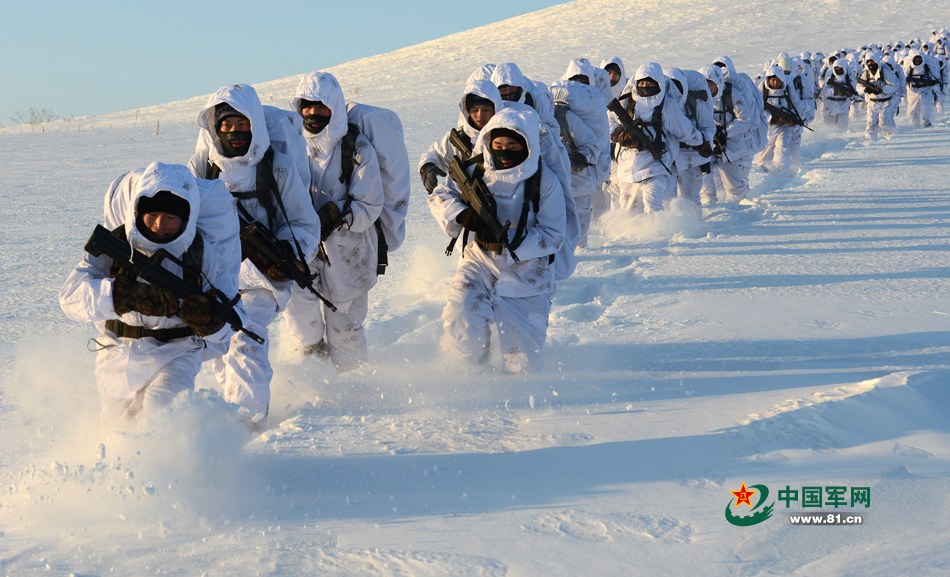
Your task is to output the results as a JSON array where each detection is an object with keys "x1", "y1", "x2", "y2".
[
  {"x1": 606, "y1": 96, "x2": 672, "y2": 174},
  {"x1": 763, "y1": 100, "x2": 814, "y2": 131},
  {"x1": 84, "y1": 224, "x2": 265, "y2": 344},
  {"x1": 237, "y1": 209, "x2": 337, "y2": 312},
  {"x1": 856, "y1": 76, "x2": 883, "y2": 95},
  {"x1": 447, "y1": 154, "x2": 519, "y2": 263},
  {"x1": 449, "y1": 128, "x2": 475, "y2": 160},
  {"x1": 826, "y1": 78, "x2": 858, "y2": 97}
]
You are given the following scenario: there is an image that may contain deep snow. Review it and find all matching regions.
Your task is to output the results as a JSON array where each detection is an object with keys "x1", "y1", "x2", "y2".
[{"x1": 1, "y1": 0, "x2": 950, "y2": 575}]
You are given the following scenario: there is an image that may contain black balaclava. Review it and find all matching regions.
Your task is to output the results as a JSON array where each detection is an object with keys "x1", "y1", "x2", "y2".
[
  {"x1": 569, "y1": 74, "x2": 590, "y2": 85},
  {"x1": 867, "y1": 61, "x2": 879, "y2": 74},
  {"x1": 604, "y1": 63, "x2": 622, "y2": 85},
  {"x1": 913, "y1": 55, "x2": 924, "y2": 66},
  {"x1": 214, "y1": 103, "x2": 252, "y2": 158},
  {"x1": 498, "y1": 84, "x2": 523, "y2": 102},
  {"x1": 636, "y1": 78, "x2": 661, "y2": 97},
  {"x1": 298, "y1": 99, "x2": 331, "y2": 134},
  {"x1": 136, "y1": 190, "x2": 190, "y2": 244},
  {"x1": 488, "y1": 128, "x2": 529, "y2": 170}
]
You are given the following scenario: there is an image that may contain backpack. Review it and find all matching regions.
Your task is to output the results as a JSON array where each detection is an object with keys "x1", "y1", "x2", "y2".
[
  {"x1": 717, "y1": 77, "x2": 768, "y2": 152},
  {"x1": 550, "y1": 80, "x2": 610, "y2": 184},
  {"x1": 339, "y1": 102, "x2": 412, "y2": 275}
]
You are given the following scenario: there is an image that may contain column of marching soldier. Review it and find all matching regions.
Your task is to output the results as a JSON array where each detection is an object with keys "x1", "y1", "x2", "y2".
[{"x1": 60, "y1": 28, "x2": 950, "y2": 428}]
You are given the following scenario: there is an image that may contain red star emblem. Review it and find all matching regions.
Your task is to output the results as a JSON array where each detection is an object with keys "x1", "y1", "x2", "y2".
[{"x1": 731, "y1": 482, "x2": 757, "y2": 508}]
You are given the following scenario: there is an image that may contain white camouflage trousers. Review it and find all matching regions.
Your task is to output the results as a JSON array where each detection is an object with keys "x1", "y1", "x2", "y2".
[
  {"x1": 865, "y1": 99, "x2": 897, "y2": 139},
  {"x1": 285, "y1": 283, "x2": 369, "y2": 372},
  {"x1": 674, "y1": 149, "x2": 709, "y2": 206},
  {"x1": 99, "y1": 353, "x2": 200, "y2": 427},
  {"x1": 443, "y1": 262, "x2": 552, "y2": 374},
  {"x1": 618, "y1": 174, "x2": 674, "y2": 213},
  {"x1": 907, "y1": 89, "x2": 935, "y2": 126},
  {"x1": 758, "y1": 124, "x2": 799, "y2": 171},
  {"x1": 700, "y1": 153, "x2": 753, "y2": 204},
  {"x1": 212, "y1": 287, "x2": 279, "y2": 418}
]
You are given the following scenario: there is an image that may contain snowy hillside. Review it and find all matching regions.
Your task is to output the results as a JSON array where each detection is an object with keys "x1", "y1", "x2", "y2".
[{"x1": 2, "y1": 0, "x2": 950, "y2": 574}]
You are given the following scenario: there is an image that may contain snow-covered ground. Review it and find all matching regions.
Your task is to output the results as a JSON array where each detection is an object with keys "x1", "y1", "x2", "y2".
[{"x1": 2, "y1": 0, "x2": 949, "y2": 574}]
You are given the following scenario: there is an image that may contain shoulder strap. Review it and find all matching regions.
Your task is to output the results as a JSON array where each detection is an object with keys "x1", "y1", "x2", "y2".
[
  {"x1": 553, "y1": 102, "x2": 577, "y2": 154},
  {"x1": 339, "y1": 122, "x2": 362, "y2": 191},
  {"x1": 254, "y1": 147, "x2": 279, "y2": 231},
  {"x1": 508, "y1": 158, "x2": 544, "y2": 254}
]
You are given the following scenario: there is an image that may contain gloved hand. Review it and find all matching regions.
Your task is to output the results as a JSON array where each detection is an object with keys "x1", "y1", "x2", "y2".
[
  {"x1": 179, "y1": 292, "x2": 227, "y2": 337},
  {"x1": 695, "y1": 140, "x2": 714, "y2": 158},
  {"x1": 455, "y1": 207, "x2": 490, "y2": 239},
  {"x1": 420, "y1": 163, "x2": 446, "y2": 194},
  {"x1": 112, "y1": 275, "x2": 179, "y2": 318},
  {"x1": 712, "y1": 141, "x2": 723, "y2": 155},
  {"x1": 568, "y1": 151, "x2": 589, "y2": 172},
  {"x1": 318, "y1": 202, "x2": 342, "y2": 242},
  {"x1": 788, "y1": 119, "x2": 797, "y2": 128},
  {"x1": 242, "y1": 241, "x2": 275, "y2": 276},
  {"x1": 611, "y1": 127, "x2": 640, "y2": 150}
]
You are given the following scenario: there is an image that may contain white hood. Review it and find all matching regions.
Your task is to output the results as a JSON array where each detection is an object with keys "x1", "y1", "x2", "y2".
[
  {"x1": 471, "y1": 107, "x2": 541, "y2": 190},
  {"x1": 764, "y1": 64, "x2": 788, "y2": 91},
  {"x1": 664, "y1": 67, "x2": 688, "y2": 105},
  {"x1": 491, "y1": 62, "x2": 530, "y2": 104},
  {"x1": 290, "y1": 71, "x2": 349, "y2": 159},
  {"x1": 628, "y1": 62, "x2": 667, "y2": 118},
  {"x1": 562, "y1": 58, "x2": 596, "y2": 83},
  {"x1": 601, "y1": 57, "x2": 626, "y2": 81},
  {"x1": 467, "y1": 64, "x2": 497, "y2": 84},
  {"x1": 457, "y1": 79, "x2": 504, "y2": 135},
  {"x1": 712, "y1": 55, "x2": 740, "y2": 78},
  {"x1": 601, "y1": 56, "x2": 628, "y2": 99},
  {"x1": 196, "y1": 84, "x2": 271, "y2": 192},
  {"x1": 120, "y1": 162, "x2": 200, "y2": 259},
  {"x1": 699, "y1": 64, "x2": 724, "y2": 105}
]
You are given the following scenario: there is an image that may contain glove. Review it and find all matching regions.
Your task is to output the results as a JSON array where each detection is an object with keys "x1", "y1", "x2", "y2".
[
  {"x1": 318, "y1": 202, "x2": 342, "y2": 242},
  {"x1": 695, "y1": 140, "x2": 714, "y2": 158},
  {"x1": 242, "y1": 241, "x2": 273, "y2": 274},
  {"x1": 265, "y1": 240, "x2": 297, "y2": 282},
  {"x1": 179, "y1": 292, "x2": 227, "y2": 337},
  {"x1": 112, "y1": 275, "x2": 179, "y2": 318},
  {"x1": 610, "y1": 126, "x2": 636, "y2": 149},
  {"x1": 420, "y1": 163, "x2": 446, "y2": 194},
  {"x1": 568, "y1": 151, "x2": 589, "y2": 172},
  {"x1": 788, "y1": 119, "x2": 797, "y2": 128},
  {"x1": 455, "y1": 207, "x2": 490, "y2": 239},
  {"x1": 712, "y1": 141, "x2": 723, "y2": 156}
]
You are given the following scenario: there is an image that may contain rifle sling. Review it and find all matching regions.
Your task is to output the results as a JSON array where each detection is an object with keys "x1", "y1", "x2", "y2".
[{"x1": 210, "y1": 149, "x2": 308, "y2": 265}]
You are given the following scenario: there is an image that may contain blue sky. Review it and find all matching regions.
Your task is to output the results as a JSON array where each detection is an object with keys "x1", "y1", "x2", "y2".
[{"x1": 1, "y1": 0, "x2": 569, "y2": 126}]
